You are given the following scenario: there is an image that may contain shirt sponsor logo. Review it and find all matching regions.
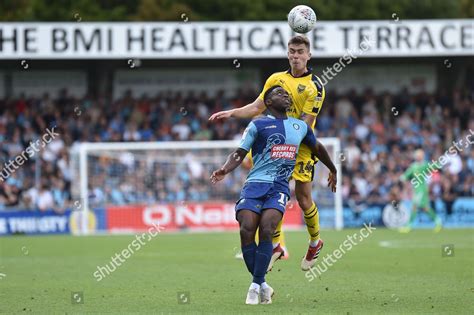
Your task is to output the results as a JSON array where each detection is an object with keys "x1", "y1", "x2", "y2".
[
  {"x1": 270, "y1": 144, "x2": 297, "y2": 160},
  {"x1": 297, "y1": 84, "x2": 306, "y2": 94},
  {"x1": 265, "y1": 125, "x2": 277, "y2": 129}
]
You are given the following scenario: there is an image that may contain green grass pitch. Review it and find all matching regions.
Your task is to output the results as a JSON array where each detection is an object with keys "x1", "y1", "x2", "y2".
[{"x1": 1, "y1": 228, "x2": 473, "y2": 314}]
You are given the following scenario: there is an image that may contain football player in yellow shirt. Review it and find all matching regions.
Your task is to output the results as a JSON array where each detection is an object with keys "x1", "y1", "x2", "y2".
[{"x1": 210, "y1": 35, "x2": 326, "y2": 271}]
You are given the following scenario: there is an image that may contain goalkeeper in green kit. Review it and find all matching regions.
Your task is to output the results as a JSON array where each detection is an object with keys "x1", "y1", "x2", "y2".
[{"x1": 399, "y1": 149, "x2": 442, "y2": 233}]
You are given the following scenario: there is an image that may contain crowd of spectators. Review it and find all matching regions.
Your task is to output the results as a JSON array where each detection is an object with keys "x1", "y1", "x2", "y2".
[{"x1": 0, "y1": 85, "x2": 473, "y2": 213}]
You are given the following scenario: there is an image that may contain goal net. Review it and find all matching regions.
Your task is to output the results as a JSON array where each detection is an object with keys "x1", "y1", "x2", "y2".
[{"x1": 70, "y1": 139, "x2": 342, "y2": 235}]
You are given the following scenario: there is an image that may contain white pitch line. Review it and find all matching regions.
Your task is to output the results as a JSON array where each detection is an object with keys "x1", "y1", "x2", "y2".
[{"x1": 379, "y1": 240, "x2": 472, "y2": 249}]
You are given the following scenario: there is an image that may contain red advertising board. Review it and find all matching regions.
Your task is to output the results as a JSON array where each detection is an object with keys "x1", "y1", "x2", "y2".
[{"x1": 106, "y1": 202, "x2": 303, "y2": 232}]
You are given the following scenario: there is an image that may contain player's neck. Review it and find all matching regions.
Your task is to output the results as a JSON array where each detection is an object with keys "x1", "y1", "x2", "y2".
[
  {"x1": 268, "y1": 111, "x2": 288, "y2": 119},
  {"x1": 290, "y1": 67, "x2": 308, "y2": 78}
]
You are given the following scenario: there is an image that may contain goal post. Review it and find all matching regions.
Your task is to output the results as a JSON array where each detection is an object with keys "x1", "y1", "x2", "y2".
[{"x1": 70, "y1": 138, "x2": 343, "y2": 235}]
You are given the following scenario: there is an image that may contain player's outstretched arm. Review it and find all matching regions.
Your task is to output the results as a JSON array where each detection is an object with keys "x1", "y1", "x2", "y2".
[
  {"x1": 400, "y1": 164, "x2": 414, "y2": 182},
  {"x1": 310, "y1": 140, "x2": 337, "y2": 192},
  {"x1": 210, "y1": 148, "x2": 248, "y2": 184},
  {"x1": 209, "y1": 98, "x2": 265, "y2": 121}
]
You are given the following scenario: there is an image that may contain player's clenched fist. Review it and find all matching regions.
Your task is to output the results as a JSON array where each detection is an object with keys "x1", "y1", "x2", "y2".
[
  {"x1": 210, "y1": 168, "x2": 226, "y2": 184},
  {"x1": 327, "y1": 171, "x2": 337, "y2": 192}
]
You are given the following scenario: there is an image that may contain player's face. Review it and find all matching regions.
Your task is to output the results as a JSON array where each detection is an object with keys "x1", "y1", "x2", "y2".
[
  {"x1": 288, "y1": 44, "x2": 311, "y2": 71},
  {"x1": 414, "y1": 150, "x2": 424, "y2": 162},
  {"x1": 268, "y1": 87, "x2": 291, "y2": 113}
]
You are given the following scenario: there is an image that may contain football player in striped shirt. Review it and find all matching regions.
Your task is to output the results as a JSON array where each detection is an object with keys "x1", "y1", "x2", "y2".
[
  {"x1": 210, "y1": 35, "x2": 327, "y2": 271},
  {"x1": 211, "y1": 86, "x2": 336, "y2": 304}
]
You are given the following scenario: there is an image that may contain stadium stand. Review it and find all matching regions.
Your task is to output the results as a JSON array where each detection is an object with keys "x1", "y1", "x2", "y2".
[{"x1": 1, "y1": 86, "x2": 472, "y2": 213}]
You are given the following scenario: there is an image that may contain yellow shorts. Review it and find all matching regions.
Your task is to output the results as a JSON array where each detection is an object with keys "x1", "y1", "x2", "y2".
[{"x1": 291, "y1": 143, "x2": 317, "y2": 183}]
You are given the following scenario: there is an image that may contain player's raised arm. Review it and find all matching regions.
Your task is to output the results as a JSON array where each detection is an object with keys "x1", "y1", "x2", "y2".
[
  {"x1": 400, "y1": 165, "x2": 413, "y2": 182},
  {"x1": 209, "y1": 73, "x2": 280, "y2": 121},
  {"x1": 209, "y1": 97, "x2": 265, "y2": 121},
  {"x1": 210, "y1": 148, "x2": 248, "y2": 184}
]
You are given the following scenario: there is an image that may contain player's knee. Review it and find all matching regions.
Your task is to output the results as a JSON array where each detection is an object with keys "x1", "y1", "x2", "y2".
[
  {"x1": 258, "y1": 224, "x2": 274, "y2": 242},
  {"x1": 239, "y1": 223, "x2": 255, "y2": 242},
  {"x1": 296, "y1": 190, "x2": 312, "y2": 210}
]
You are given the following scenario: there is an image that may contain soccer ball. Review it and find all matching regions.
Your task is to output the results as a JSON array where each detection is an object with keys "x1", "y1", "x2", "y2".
[{"x1": 287, "y1": 5, "x2": 317, "y2": 34}]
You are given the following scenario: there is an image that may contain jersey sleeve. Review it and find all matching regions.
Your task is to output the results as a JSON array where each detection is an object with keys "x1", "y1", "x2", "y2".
[
  {"x1": 302, "y1": 75, "x2": 325, "y2": 117},
  {"x1": 301, "y1": 123, "x2": 317, "y2": 148},
  {"x1": 258, "y1": 73, "x2": 278, "y2": 101},
  {"x1": 401, "y1": 165, "x2": 415, "y2": 181},
  {"x1": 238, "y1": 122, "x2": 258, "y2": 152}
]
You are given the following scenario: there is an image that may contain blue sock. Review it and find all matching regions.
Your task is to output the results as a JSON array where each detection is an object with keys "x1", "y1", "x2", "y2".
[
  {"x1": 252, "y1": 241, "x2": 272, "y2": 285},
  {"x1": 242, "y1": 242, "x2": 257, "y2": 274}
]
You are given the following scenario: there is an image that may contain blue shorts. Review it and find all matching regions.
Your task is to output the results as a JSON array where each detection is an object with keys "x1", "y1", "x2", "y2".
[{"x1": 235, "y1": 181, "x2": 290, "y2": 217}]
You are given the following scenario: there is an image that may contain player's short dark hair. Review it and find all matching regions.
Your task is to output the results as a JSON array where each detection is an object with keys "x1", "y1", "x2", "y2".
[
  {"x1": 263, "y1": 85, "x2": 281, "y2": 103},
  {"x1": 288, "y1": 35, "x2": 310, "y2": 51}
]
